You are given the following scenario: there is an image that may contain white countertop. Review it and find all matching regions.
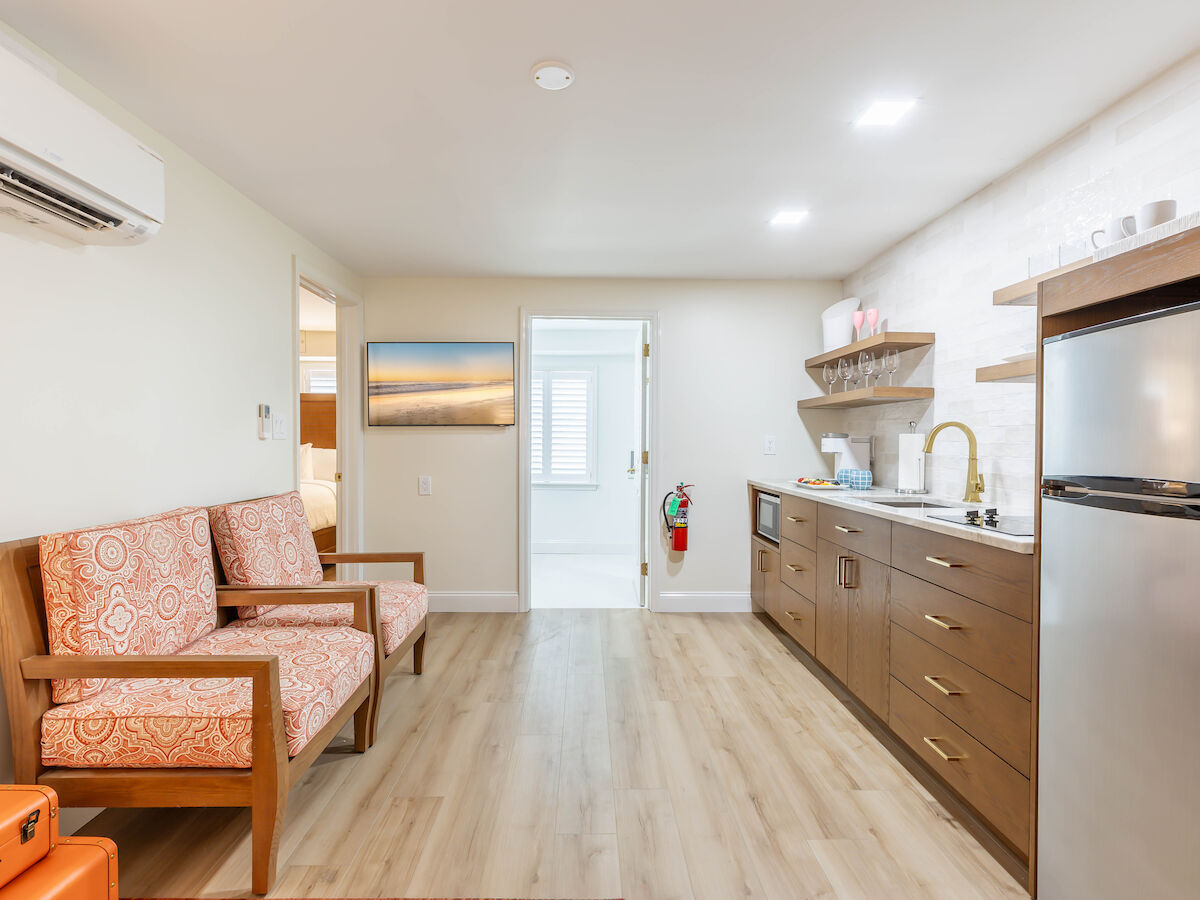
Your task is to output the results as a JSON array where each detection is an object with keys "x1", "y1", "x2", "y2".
[{"x1": 748, "y1": 478, "x2": 1035, "y2": 554}]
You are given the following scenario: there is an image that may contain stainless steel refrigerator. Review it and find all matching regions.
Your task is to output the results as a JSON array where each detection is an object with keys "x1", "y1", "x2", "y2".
[{"x1": 1039, "y1": 301, "x2": 1200, "y2": 898}]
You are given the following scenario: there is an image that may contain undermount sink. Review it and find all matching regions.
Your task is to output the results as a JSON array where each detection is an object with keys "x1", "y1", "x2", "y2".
[{"x1": 869, "y1": 499, "x2": 952, "y2": 509}]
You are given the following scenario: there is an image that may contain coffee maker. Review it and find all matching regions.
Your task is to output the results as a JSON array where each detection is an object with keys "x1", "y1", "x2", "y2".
[{"x1": 821, "y1": 433, "x2": 873, "y2": 477}]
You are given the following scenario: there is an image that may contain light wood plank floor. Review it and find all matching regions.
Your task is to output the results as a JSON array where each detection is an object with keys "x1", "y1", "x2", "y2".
[{"x1": 87, "y1": 611, "x2": 1028, "y2": 899}]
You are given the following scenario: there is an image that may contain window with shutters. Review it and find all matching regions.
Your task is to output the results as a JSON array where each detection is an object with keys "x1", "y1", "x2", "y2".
[
  {"x1": 530, "y1": 368, "x2": 597, "y2": 485},
  {"x1": 299, "y1": 358, "x2": 337, "y2": 393}
]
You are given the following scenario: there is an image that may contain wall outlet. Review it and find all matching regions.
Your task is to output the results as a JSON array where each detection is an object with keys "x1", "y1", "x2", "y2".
[
  {"x1": 763, "y1": 434, "x2": 777, "y2": 455},
  {"x1": 271, "y1": 412, "x2": 287, "y2": 440},
  {"x1": 418, "y1": 475, "x2": 432, "y2": 496}
]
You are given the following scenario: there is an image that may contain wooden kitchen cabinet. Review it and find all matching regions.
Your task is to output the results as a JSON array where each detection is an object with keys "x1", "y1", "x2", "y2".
[
  {"x1": 751, "y1": 538, "x2": 781, "y2": 619},
  {"x1": 845, "y1": 552, "x2": 891, "y2": 719},
  {"x1": 815, "y1": 538, "x2": 849, "y2": 681}
]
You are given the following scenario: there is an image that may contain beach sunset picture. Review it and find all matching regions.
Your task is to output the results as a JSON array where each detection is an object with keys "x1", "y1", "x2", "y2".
[{"x1": 367, "y1": 342, "x2": 515, "y2": 426}]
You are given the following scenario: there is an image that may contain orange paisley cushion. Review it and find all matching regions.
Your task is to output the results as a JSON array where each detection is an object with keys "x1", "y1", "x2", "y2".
[
  {"x1": 39, "y1": 507, "x2": 217, "y2": 704},
  {"x1": 227, "y1": 580, "x2": 428, "y2": 654},
  {"x1": 41, "y1": 624, "x2": 374, "y2": 768},
  {"x1": 209, "y1": 492, "x2": 324, "y2": 619}
]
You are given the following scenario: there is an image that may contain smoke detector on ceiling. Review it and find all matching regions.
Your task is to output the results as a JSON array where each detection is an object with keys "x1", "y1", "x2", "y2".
[{"x1": 532, "y1": 61, "x2": 574, "y2": 91}]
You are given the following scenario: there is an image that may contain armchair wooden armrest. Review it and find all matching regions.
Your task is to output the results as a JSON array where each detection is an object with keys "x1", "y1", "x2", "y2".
[
  {"x1": 21, "y1": 653, "x2": 277, "y2": 681},
  {"x1": 215, "y1": 585, "x2": 376, "y2": 634},
  {"x1": 317, "y1": 552, "x2": 425, "y2": 584}
]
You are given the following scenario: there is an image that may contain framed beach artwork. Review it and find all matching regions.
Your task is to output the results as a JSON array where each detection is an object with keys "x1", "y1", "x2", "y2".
[{"x1": 366, "y1": 342, "x2": 515, "y2": 426}]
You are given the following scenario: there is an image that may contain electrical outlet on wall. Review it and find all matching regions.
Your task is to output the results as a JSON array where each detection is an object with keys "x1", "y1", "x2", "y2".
[
  {"x1": 271, "y1": 413, "x2": 287, "y2": 440},
  {"x1": 418, "y1": 475, "x2": 432, "y2": 496},
  {"x1": 763, "y1": 434, "x2": 777, "y2": 455}
]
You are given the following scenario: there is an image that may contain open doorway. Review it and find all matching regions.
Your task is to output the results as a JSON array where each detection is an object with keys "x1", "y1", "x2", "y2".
[
  {"x1": 296, "y1": 279, "x2": 339, "y2": 577},
  {"x1": 526, "y1": 317, "x2": 650, "y2": 609}
]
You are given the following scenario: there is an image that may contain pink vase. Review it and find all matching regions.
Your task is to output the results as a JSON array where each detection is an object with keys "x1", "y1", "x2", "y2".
[
  {"x1": 865, "y1": 308, "x2": 879, "y2": 336},
  {"x1": 852, "y1": 310, "x2": 865, "y2": 342}
]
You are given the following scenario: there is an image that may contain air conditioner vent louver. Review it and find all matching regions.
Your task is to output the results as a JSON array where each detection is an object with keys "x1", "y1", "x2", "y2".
[{"x1": 0, "y1": 166, "x2": 121, "y2": 231}]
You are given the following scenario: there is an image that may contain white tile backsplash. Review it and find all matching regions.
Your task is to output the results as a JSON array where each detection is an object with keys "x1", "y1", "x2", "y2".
[{"x1": 831, "y1": 50, "x2": 1200, "y2": 516}]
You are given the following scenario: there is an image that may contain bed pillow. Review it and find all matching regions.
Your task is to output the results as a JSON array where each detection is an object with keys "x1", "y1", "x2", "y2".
[
  {"x1": 299, "y1": 443, "x2": 314, "y2": 481},
  {"x1": 311, "y1": 447, "x2": 337, "y2": 483}
]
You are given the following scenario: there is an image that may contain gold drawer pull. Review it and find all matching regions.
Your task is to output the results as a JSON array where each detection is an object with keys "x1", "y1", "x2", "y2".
[
  {"x1": 925, "y1": 555, "x2": 964, "y2": 568},
  {"x1": 785, "y1": 564, "x2": 804, "y2": 572},
  {"x1": 924, "y1": 675, "x2": 964, "y2": 696},
  {"x1": 834, "y1": 525, "x2": 862, "y2": 534},
  {"x1": 784, "y1": 611, "x2": 803, "y2": 621},
  {"x1": 923, "y1": 737, "x2": 965, "y2": 762},
  {"x1": 786, "y1": 515, "x2": 805, "y2": 523},
  {"x1": 924, "y1": 614, "x2": 963, "y2": 631},
  {"x1": 757, "y1": 549, "x2": 767, "y2": 573}
]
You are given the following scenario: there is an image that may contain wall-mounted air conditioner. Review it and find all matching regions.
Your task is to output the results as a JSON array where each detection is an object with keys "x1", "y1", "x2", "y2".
[{"x1": 0, "y1": 41, "x2": 164, "y2": 245}]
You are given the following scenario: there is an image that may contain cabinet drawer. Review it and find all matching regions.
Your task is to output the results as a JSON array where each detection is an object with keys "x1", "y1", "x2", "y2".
[
  {"x1": 779, "y1": 540, "x2": 816, "y2": 599},
  {"x1": 891, "y1": 523, "x2": 1034, "y2": 621},
  {"x1": 781, "y1": 495, "x2": 817, "y2": 548},
  {"x1": 890, "y1": 570, "x2": 1031, "y2": 699},
  {"x1": 891, "y1": 626, "x2": 1031, "y2": 775},
  {"x1": 817, "y1": 505, "x2": 891, "y2": 564},
  {"x1": 889, "y1": 680, "x2": 1030, "y2": 854},
  {"x1": 773, "y1": 584, "x2": 816, "y2": 655}
]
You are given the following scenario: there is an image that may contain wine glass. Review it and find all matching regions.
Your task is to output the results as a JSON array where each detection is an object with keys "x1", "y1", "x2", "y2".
[
  {"x1": 837, "y1": 357, "x2": 853, "y2": 392},
  {"x1": 883, "y1": 349, "x2": 900, "y2": 385},
  {"x1": 822, "y1": 362, "x2": 837, "y2": 395},
  {"x1": 852, "y1": 310, "x2": 865, "y2": 342},
  {"x1": 859, "y1": 351, "x2": 876, "y2": 386},
  {"x1": 865, "y1": 308, "x2": 879, "y2": 337},
  {"x1": 849, "y1": 363, "x2": 863, "y2": 391}
]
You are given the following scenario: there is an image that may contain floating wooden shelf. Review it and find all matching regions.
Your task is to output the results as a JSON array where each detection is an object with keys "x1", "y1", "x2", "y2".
[
  {"x1": 976, "y1": 359, "x2": 1036, "y2": 384},
  {"x1": 804, "y1": 332, "x2": 935, "y2": 370},
  {"x1": 797, "y1": 386, "x2": 935, "y2": 410},
  {"x1": 993, "y1": 258, "x2": 1092, "y2": 306}
]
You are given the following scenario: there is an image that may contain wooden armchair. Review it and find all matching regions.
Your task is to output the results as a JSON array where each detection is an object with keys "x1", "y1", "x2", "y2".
[{"x1": 0, "y1": 537, "x2": 378, "y2": 895}]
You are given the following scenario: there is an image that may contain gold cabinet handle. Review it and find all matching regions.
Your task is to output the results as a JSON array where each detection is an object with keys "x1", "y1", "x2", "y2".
[
  {"x1": 925, "y1": 555, "x2": 964, "y2": 568},
  {"x1": 785, "y1": 564, "x2": 804, "y2": 572},
  {"x1": 836, "y1": 555, "x2": 846, "y2": 587},
  {"x1": 786, "y1": 515, "x2": 805, "y2": 523},
  {"x1": 923, "y1": 614, "x2": 963, "y2": 631},
  {"x1": 834, "y1": 525, "x2": 862, "y2": 534},
  {"x1": 841, "y1": 556, "x2": 858, "y2": 590},
  {"x1": 923, "y1": 737, "x2": 965, "y2": 762},
  {"x1": 757, "y1": 549, "x2": 767, "y2": 573},
  {"x1": 784, "y1": 611, "x2": 803, "y2": 621},
  {"x1": 924, "y1": 675, "x2": 964, "y2": 696}
]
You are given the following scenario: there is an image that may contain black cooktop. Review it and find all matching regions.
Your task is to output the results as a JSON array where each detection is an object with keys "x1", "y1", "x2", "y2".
[{"x1": 927, "y1": 509, "x2": 1035, "y2": 536}]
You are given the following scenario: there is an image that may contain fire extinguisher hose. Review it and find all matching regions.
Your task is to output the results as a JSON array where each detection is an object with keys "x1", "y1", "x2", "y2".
[{"x1": 662, "y1": 491, "x2": 676, "y2": 533}]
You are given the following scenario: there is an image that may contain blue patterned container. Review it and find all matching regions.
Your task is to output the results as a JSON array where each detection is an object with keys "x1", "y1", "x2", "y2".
[{"x1": 836, "y1": 468, "x2": 874, "y2": 490}]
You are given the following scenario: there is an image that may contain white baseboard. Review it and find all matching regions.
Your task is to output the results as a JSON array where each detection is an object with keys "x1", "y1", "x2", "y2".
[
  {"x1": 531, "y1": 541, "x2": 636, "y2": 555},
  {"x1": 654, "y1": 591, "x2": 752, "y2": 613},
  {"x1": 428, "y1": 591, "x2": 520, "y2": 613}
]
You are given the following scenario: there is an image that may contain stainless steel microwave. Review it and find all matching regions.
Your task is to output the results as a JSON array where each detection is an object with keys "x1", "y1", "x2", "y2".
[{"x1": 756, "y1": 492, "x2": 781, "y2": 543}]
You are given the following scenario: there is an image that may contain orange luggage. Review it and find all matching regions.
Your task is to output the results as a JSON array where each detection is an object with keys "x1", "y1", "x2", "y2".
[
  {"x1": 0, "y1": 785, "x2": 58, "y2": 888},
  {"x1": 0, "y1": 835, "x2": 117, "y2": 900}
]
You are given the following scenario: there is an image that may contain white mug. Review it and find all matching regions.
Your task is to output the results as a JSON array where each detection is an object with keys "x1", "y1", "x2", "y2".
[
  {"x1": 1136, "y1": 199, "x2": 1177, "y2": 232},
  {"x1": 1091, "y1": 215, "x2": 1136, "y2": 249}
]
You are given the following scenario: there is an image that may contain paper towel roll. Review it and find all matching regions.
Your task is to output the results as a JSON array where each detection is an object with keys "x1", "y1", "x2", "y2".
[{"x1": 897, "y1": 433, "x2": 926, "y2": 493}]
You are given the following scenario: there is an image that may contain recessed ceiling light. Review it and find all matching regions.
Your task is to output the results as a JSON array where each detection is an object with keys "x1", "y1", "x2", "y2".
[
  {"x1": 532, "y1": 60, "x2": 574, "y2": 91},
  {"x1": 855, "y1": 99, "x2": 916, "y2": 127},
  {"x1": 770, "y1": 210, "x2": 809, "y2": 226}
]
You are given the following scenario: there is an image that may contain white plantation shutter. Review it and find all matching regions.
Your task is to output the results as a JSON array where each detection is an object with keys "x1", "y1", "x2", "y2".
[
  {"x1": 531, "y1": 369, "x2": 596, "y2": 484},
  {"x1": 531, "y1": 377, "x2": 544, "y2": 476}
]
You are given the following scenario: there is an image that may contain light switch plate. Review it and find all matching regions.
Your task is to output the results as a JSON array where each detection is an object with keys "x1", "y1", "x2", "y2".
[
  {"x1": 763, "y1": 435, "x2": 777, "y2": 455},
  {"x1": 418, "y1": 475, "x2": 432, "y2": 496},
  {"x1": 271, "y1": 413, "x2": 287, "y2": 440}
]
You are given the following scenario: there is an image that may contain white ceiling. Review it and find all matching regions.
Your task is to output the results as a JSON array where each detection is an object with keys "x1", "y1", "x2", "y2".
[{"x1": 3, "y1": 1, "x2": 1199, "y2": 279}]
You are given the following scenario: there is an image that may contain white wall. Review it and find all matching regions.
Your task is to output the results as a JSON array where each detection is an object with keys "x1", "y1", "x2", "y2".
[
  {"x1": 835, "y1": 49, "x2": 1200, "y2": 514},
  {"x1": 0, "y1": 22, "x2": 359, "y2": 826},
  {"x1": 531, "y1": 322, "x2": 642, "y2": 555},
  {"x1": 362, "y1": 278, "x2": 843, "y2": 610}
]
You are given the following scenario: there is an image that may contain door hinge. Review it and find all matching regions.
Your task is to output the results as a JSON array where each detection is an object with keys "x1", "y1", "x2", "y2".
[
  {"x1": 641, "y1": 562, "x2": 648, "y2": 576},
  {"x1": 641, "y1": 450, "x2": 649, "y2": 465},
  {"x1": 643, "y1": 342, "x2": 650, "y2": 357}
]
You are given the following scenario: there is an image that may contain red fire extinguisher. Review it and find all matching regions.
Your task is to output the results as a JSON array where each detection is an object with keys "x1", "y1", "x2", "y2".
[{"x1": 662, "y1": 483, "x2": 694, "y2": 551}]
